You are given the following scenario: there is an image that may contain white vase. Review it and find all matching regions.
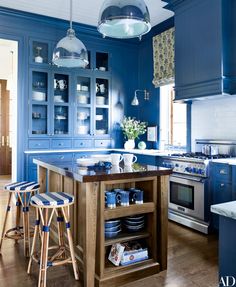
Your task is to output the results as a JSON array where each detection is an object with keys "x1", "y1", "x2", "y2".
[{"x1": 124, "y1": 139, "x2": 135, "y2": 150}]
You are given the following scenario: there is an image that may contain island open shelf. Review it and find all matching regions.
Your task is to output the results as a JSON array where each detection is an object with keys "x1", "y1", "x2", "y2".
[{"x1": 34, "y1": 158, "x2": 172, "y2": 287}]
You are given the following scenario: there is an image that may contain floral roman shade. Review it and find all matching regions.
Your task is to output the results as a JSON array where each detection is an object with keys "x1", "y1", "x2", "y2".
[{"x1": 152, "y1": 27, "x2": 175, "y2": 87}]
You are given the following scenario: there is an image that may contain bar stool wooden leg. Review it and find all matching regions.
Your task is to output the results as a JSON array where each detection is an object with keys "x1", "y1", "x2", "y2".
[
  {"x1": 27, "y1": 208, "x2": 40, "y2": 274},
  {"x1": 38, "y1": 208, "x2": 49, "y2": 287},
  {"x1": 56, "y1": 209, "x2": 65, "y2": 259},
  {"x1": 15, "y1": 196, "x2": 21, "y2": 243},
  {"x1": 61, "y1": 206, "x2": 79, "y2": 280},
  {"x1": 0, "y1": 193, "x2": 13, "y2": 254}
]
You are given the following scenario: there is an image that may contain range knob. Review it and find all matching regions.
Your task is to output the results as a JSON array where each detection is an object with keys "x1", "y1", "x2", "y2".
[{"x1": 185, "y1": 167, "x2": 192, "y2": 173}]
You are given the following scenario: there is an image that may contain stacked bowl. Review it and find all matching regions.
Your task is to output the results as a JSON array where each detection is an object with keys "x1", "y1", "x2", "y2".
[
  {"x1": 105, "y1": 219, "x2": 121, "y2": 238},
  {"x1": 123, "y1": 215, "x2": 145, "y2": 232}
]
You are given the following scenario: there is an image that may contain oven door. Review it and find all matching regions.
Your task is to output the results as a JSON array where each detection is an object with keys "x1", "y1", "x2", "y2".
[{"x1": 169, "y1": 174, "x2": 206, "y2": 221}]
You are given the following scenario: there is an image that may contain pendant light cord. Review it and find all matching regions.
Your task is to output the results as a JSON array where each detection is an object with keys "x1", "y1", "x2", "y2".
[{"x1": 70, "y1": 0, "x2": 72, "y2": 30}]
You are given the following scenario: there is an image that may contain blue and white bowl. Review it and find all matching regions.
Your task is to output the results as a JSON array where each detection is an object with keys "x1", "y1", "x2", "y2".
[
  {"x1": 105, "y1": 228, "x2": 121, "y2": 238},
  {"x1": 105, "y1": 224, "x2": 121, "y2": 232},
  {"x1": 105, "y1": 219, "x2": 121, "y2": 229}
]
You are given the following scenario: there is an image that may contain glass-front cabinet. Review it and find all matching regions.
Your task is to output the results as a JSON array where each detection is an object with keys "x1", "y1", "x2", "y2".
[
  {"x1": 28, "y1": 45, "x2": 111, "y2": 148},
  {"x1": 30, "y1": 70, "x2": 49, "y2": 136}
]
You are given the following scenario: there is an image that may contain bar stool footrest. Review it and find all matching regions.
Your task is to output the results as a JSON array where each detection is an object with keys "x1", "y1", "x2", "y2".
[{"x1": 5, "y1": 226, "x2": 34, "y2": 240}]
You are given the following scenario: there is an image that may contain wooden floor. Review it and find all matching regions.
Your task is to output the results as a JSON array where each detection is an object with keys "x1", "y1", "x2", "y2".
[{"x1": 0, "y1": 178, "x2": 219, "y2": 287}]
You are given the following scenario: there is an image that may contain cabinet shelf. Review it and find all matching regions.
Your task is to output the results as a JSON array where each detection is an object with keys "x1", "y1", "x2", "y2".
[
  {"x1": 104, "y1": 258, "x2": 159, "y2": 274},
  {"x1": 105, "y1": 231, "x2": 150, "y2": 247},
  {"x1": 104, "y1": 202, "x2": 155, "y2": 220}
]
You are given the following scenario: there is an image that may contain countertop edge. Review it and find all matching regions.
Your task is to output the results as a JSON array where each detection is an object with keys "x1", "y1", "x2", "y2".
[
  {"x1": 211, "y1": 201, "x2": 236, "y2": 220},
  {"x1": 33, "y1": 159, "x2": 172, "y2": 183}
]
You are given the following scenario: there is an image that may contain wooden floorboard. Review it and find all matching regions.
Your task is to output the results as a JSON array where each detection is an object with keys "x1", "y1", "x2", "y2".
[{"x1": 0, "y1": 179, "x2": 218, "y2": 286}]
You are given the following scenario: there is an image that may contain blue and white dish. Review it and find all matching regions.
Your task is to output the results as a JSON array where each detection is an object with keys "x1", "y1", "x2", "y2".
[
  {"x1": 105, "y1": 219, "x2": 121, "y2": 228},
  {"x1": 105, "y1": 224, "x2": 121, "y2": 232},
  {"x1": 123, "y1": 219, "x2": 144, "y2": 226},
  {"x1": 105, "y1": 228, "x2": 121, "y2": 238}
]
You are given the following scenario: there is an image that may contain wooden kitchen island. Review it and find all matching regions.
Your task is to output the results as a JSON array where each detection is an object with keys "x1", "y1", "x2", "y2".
[{"x1": 34, "y1": 158, "x2": 172, "y2": 287}]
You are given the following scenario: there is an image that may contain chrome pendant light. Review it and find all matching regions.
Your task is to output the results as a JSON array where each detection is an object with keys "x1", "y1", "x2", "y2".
[
  {"x1": 52, "y1": 0, "x2": 89, "y2": 68},
  {"x1": 97, "y1": 0, "x2": 151, "y2": 39}
]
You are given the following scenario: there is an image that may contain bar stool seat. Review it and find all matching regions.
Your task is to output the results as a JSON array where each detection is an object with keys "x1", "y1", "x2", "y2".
[
  {"x1": 0, "y1": 181, "x2": 40, "y2": 257},
  {"x1": 28, "y1": 192, "x2": 78, "y2": 287}
]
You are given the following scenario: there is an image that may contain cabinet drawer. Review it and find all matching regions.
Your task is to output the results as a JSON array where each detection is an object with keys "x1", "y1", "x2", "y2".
[
  {"x1": 213, "y1": 163, "x2": 231, "y2": 182},
  {"x1": 29, "y1": 140, "x2": 50, "y2": 149},
  {"x1": 94, "y1": 139, "x2": 111, "y2": 148},
  {"x1": 74, "y1": 139, "x2": 93, "y2": 148},
  {"x1": 28, "y1": 155, "x2": 49, "y2": 166},
  {"x1": 51, "y1": 139, "x2": 72, "y2": 149},
  {"x1": 47, "y1": 153, "x2": 73, "y2": 162}
]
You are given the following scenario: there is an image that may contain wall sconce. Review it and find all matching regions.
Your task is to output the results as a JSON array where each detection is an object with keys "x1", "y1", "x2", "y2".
[{"x1": 131, "y1": 89, "x2": 150, "y2": 106}]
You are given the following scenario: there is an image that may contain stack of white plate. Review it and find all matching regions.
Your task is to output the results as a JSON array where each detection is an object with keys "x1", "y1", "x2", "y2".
[
  {"x1": 32, "y1": 91, "x2": 46, "y2": 101},
  {"x1": 96, "y1": 96, "x2": 105, "y2": 105},
  {"x1": 77, "y1": 94, "x2": 88, "y2": 104}
]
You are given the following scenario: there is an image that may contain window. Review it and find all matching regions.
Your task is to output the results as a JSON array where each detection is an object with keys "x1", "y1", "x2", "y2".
[{"x1": 159, "y1": 84, "x2": 187, "y2": 150}]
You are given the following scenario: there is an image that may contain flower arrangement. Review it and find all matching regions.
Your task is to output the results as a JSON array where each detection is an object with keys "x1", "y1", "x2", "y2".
[{"x1": 120, "y1": 117, "x2": 147, "y2": 140}]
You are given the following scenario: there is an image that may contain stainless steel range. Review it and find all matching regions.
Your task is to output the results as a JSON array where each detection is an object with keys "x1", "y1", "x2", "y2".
[{"x1": 161, "y1": 148, "x2": 232, "y2": 234}]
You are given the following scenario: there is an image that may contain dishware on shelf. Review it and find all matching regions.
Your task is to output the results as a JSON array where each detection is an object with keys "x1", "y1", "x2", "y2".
[
  {"x1": 99, "y1": 84, "x2": 105, "y2": 94},
  {"x1": 123, "y1": 222, "x2": 145, "y2": 232},
  {"x1": 99, "y1": 66, "x2": 106, "y2": 71},
  {"x1": 54, "y1": 79, "x2": 59, "y2": 89},
  {"x1": 105, "y1": 191, "x2": 116, "y2": 209},
  {"x1": 35, "y1": 46, "x2": 43, "y2": 63},
  {"x1": 77, "y1": 125, "x2": 89, "y2": 134},
  {"x1": 32, "y1": 91, "x2": 46, "y2": 101},
  {"x1": 96, "y1": 96, "x2": 105, "y2": 105},
  {"x1": 105, "y1": 228, "x2": 121, "y2": 238},
  {"x1": 77, "y1": 94, "x2": 88, "y2": 104},
  {"x1": 105, "y1": 219, "x2": 121, "y2": 228},
  {"x1": 55, "y1": 115, "x2": 67, "y2": 120},
  {"x1": 95, "y1": 114, "x2": 103, "y2": 121},
  {"x1": 76, "y1": 84, "x2": 81, "y2": 91},
  {"x1": 95, "y1": 129, "x2": 106, "y2": 135},
  {"x1": 77, "y1": 111, "x2": 89, "y2": 120},
  {"x1": 32, "y1": 112, "x2": 41, "y2": 119},
  {"x1": 58, "y1": 79, "x2": 67, "y2": 90},
  {"x1": 116, "y1": 190, "x2": 130, "y2": 206},
  {"x1": 81, "y1": 85, "x2": 88, "y2": 91},
  {"x1": 33, "y1": 81, "x2": 45, "y2": 88},
  {"x1": 105, "y1": 224, "x2": 121, "y2": 232},
  {"x1": 54, "y1": 95, "x2": 64, "y2": 102}
]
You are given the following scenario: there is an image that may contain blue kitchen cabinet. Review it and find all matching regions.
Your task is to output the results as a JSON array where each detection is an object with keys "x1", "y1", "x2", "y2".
[
  {"x1": 28, "y1": 41, "x2": 112, "y2": 150},
  {"x1": 135, "y1": 154, "x2": 157, "y2": 165},
  {"x1": 165, "y1": 0, "x2": 236, "y2": 100},
  {"x1": 231, "y1": 165, "x2": 236, "y2": 200},
  {"x1": 210, "y1": 162, "x2": 233, "y2": 229}
]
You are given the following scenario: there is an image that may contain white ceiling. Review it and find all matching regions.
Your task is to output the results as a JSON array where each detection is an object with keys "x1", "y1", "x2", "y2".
[{"x1": 0, "y1": 0, "x2": 174, "y2": 27}]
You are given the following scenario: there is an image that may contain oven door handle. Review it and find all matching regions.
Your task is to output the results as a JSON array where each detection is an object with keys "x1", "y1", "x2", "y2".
[{"x1": 170, "y1": 174, "x2": 206, "y2": 183}]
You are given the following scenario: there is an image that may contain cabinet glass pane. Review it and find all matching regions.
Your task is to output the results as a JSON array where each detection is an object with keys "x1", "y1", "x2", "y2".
[
  {"x1": 54, "y1": 74, "x2": 69, "y2": 103},
  {"x1": 32, "y1": 105, "x2": 47, "y2": 135},
  {"x1": 32, "y1": 71, "x2": 48, "y2": 102},
  {"x1": 76, "y1": 76, "x2": 91, "y2": 105},
  {"x1": 96, "y1": 108, "x2": 108, "y2": 135},
  {"x1": 54, "y1": 106, "x2": 69, "y2": 135},
  {"x1": 76, "y1": 107, "x2": 91, "y2": 135},
  {"x1": 96, "y1": 52, "x2": 108, "y2": 71},
  {"x1": 32, "y1": 41, "x2": 48, "y2": 64},
  {"x1": 96, "y1": 78, "x2": 109, "y2": 105}
]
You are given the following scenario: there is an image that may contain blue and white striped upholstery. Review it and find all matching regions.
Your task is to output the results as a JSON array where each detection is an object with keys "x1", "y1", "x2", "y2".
[
  {"x1": 5, "y1": 181, "x2": 40, "y2": 192},
  {"x1": 31, "y1": 192, "x2": 74, "y2": 207}
]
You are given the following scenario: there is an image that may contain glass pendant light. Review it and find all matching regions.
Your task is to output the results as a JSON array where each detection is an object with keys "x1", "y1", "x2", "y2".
[
  {"x1": 98, "y1": 0, "x2": 151, "y2": 39},
  {"x1": 52, "y1": 0, "x2": 89, "y2": 68}
]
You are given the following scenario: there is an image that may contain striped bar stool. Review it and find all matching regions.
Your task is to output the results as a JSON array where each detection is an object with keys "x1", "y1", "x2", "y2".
[
  {"x1": 27, "y1": 192, "x2": 78, "y2": 287},
  {"x1": 0, "y1": 181, "x2": 40, "y2": 257}
]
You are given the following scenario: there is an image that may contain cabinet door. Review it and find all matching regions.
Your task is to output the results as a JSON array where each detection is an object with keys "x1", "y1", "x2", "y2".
[
  {"x1": 52, "y1": 71, "x2": 71, "y2": 136},
  {"x1": 75, "y1": 74, "x2": 92, "y2": 136},
  {"x1": 29, "y1": 69, "x2": 50, "y2": 136},
  {"x1": 30, "y1": 39, "x2": 50, "y2": 65},
  {"x1": 95, "y1": 76, "x2": 110, "y2": 136}
]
